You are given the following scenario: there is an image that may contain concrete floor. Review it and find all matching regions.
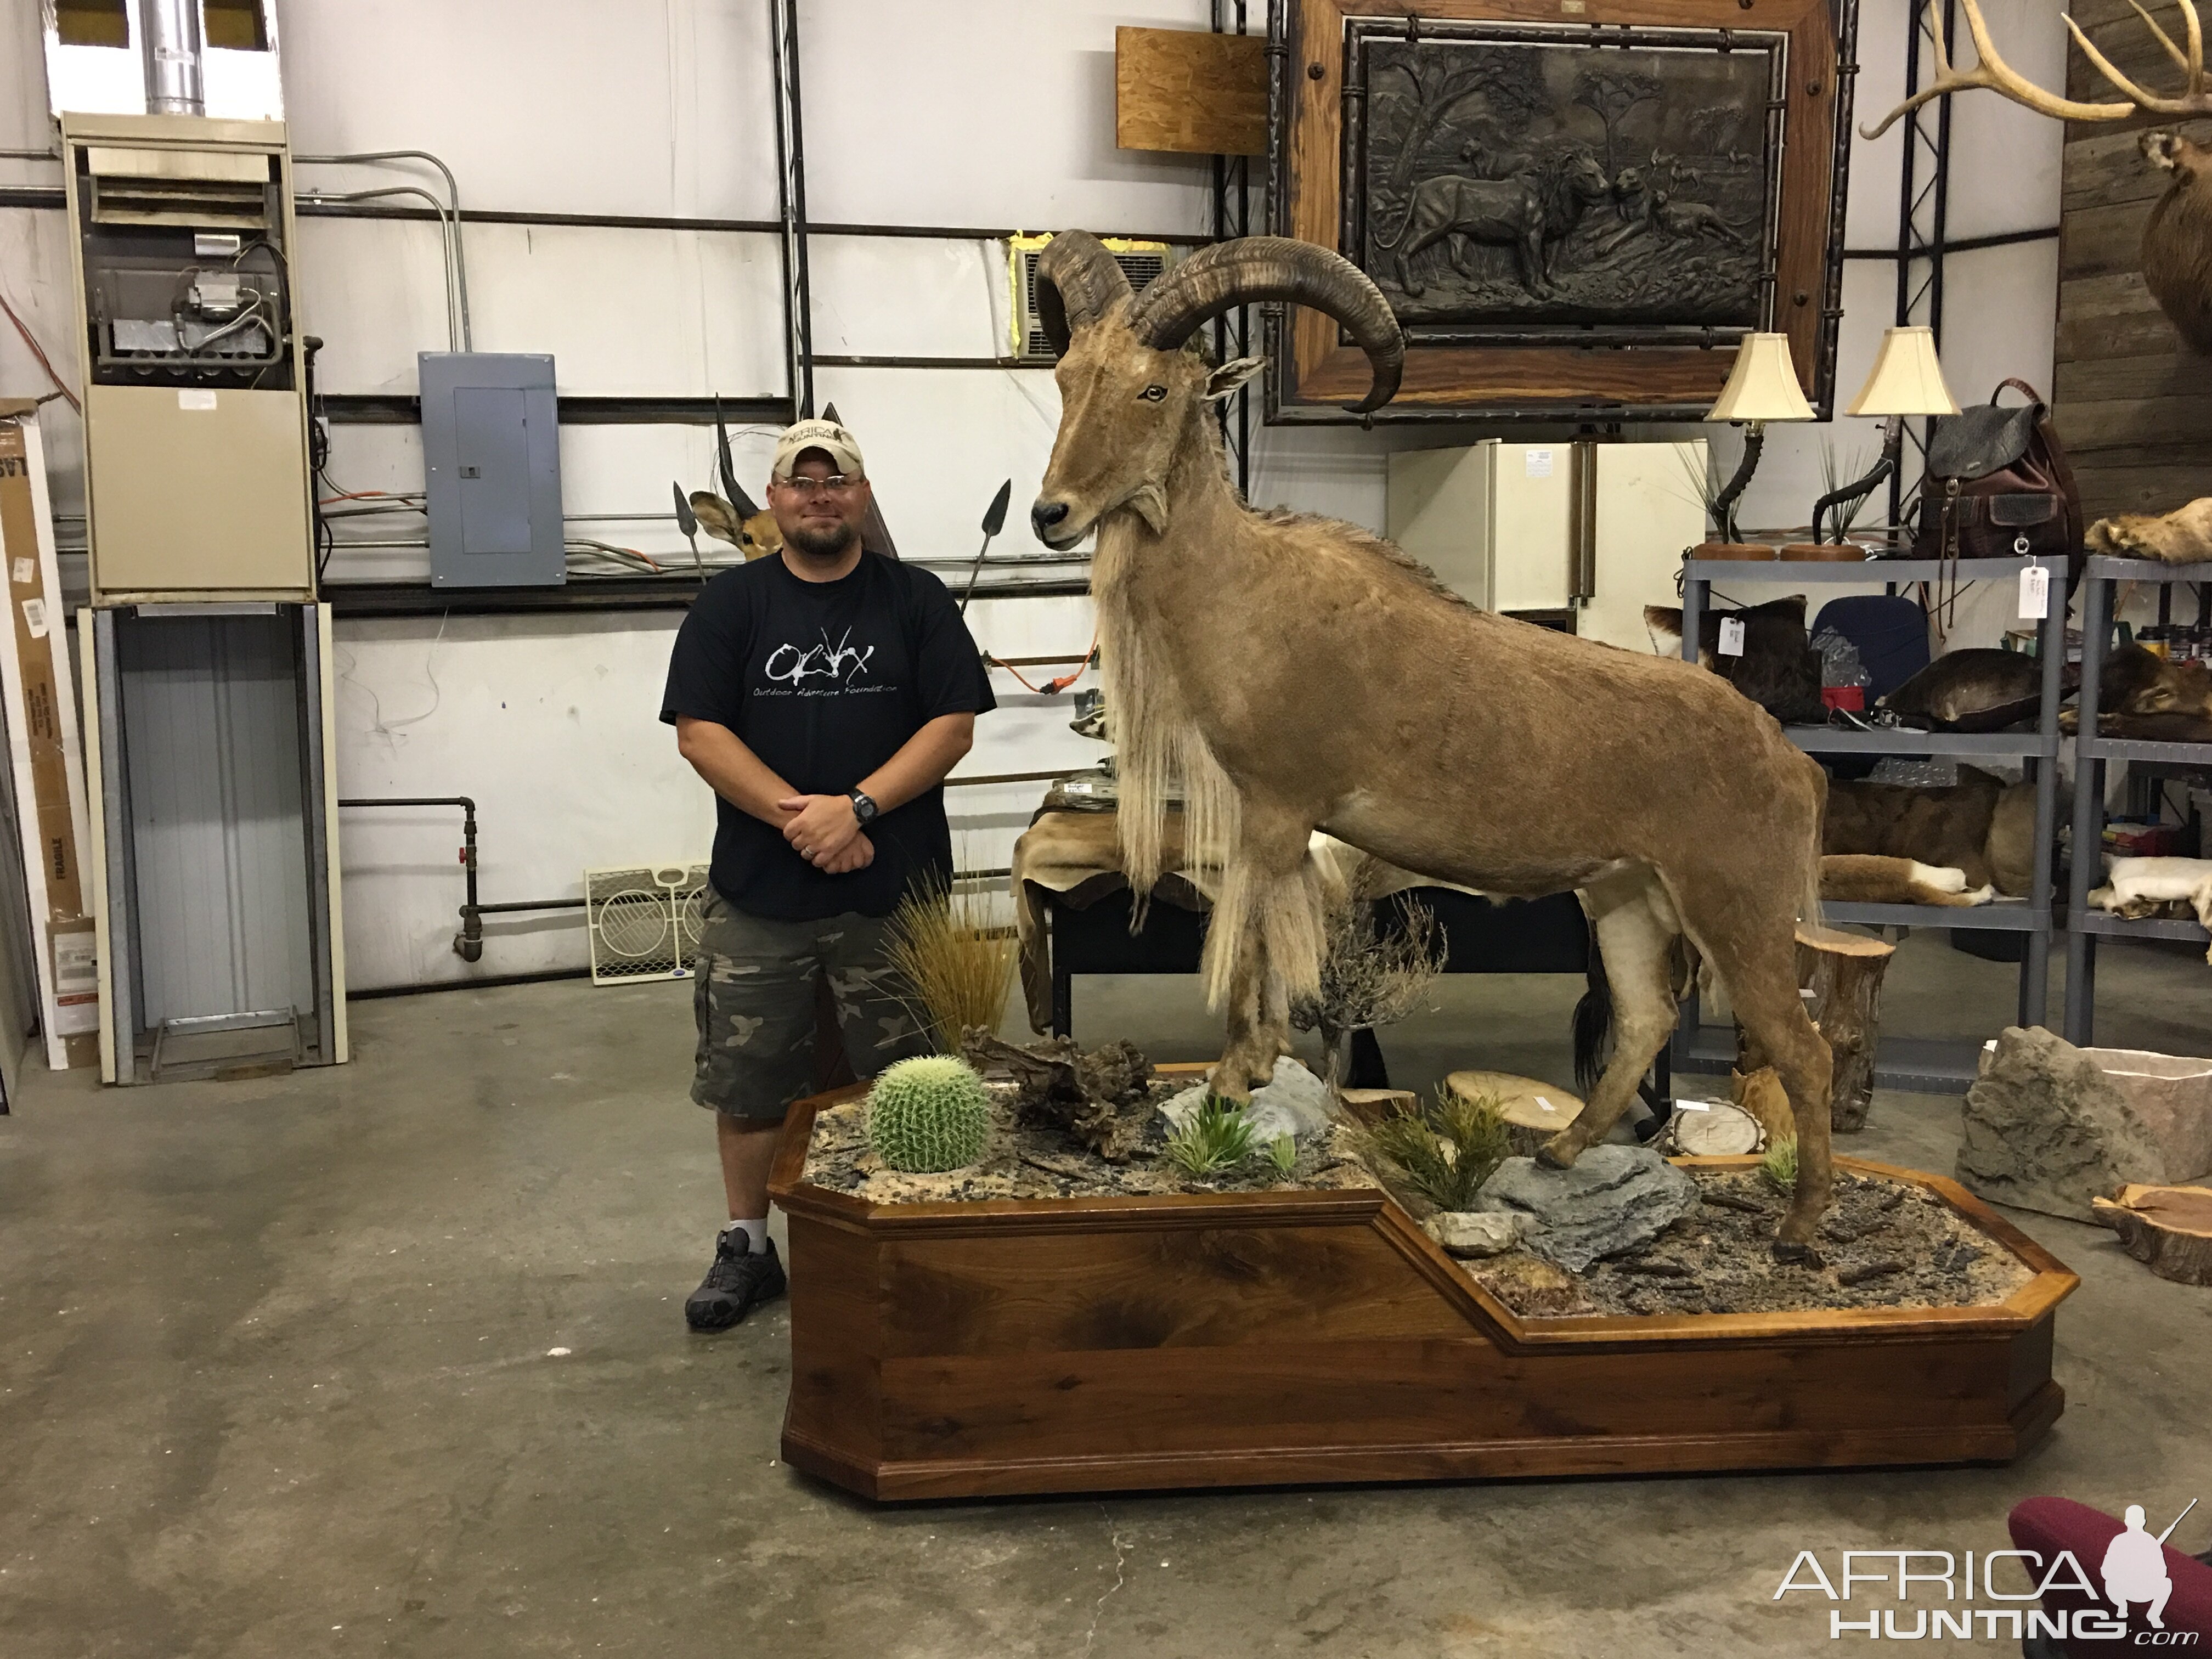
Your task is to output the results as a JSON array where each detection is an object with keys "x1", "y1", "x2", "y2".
[{"x1": 3, "y1": 937, "x2": 2209, "y2": 1658}]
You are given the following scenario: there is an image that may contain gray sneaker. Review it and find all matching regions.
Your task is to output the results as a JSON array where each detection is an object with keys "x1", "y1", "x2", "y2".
[{"x1": 684, "y1": 1231, "x2": 786, "y2": 1331}]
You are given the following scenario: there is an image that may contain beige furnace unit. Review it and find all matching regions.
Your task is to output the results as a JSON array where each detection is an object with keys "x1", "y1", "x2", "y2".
[
  {"x1": 53, "y1": 101, "x2": 343, "y2": 1082},
  {"x1": 59, "y1": 110, "x2": 315, "y2": 603}
]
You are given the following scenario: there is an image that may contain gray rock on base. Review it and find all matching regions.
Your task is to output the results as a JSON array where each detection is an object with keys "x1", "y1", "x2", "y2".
[
  {"x1": 1423, "y1": 1210, "x2": 1535, "y2": 1258},
  {"x1": 1471, "y1": 1144, "x2": 1698, "y2": 1273},
  {"x1": 1159, "y1": 1057, "x2": 1335, "y2": 1143},
  {"x1": 1959, "y1": 1026, "x2": 2170, "y2": 1222}
]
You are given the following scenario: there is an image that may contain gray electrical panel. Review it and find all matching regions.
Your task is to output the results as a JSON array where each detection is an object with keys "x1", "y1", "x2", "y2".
[{"x1": 420, "y1": 352, "x2": 563, "y2": 588}]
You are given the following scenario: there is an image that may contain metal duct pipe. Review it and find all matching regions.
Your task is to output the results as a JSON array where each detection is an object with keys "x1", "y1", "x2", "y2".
[
  {"x1": 139, "y1": 0, "x2": 206, "y2": 115},
  {"x1": 296, "y1": 152, "x2": 475, "y2": 349}
]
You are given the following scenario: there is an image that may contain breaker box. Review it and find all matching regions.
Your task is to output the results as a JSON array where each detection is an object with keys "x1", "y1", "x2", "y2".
[{"x1": 420, "y1": 352, "x2": 564, "y2": 588}]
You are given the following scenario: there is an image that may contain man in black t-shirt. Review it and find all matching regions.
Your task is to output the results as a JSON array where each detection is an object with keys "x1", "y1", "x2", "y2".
[{"x1": 660, "y1": 417, "x2": 995, "y2": 1329}]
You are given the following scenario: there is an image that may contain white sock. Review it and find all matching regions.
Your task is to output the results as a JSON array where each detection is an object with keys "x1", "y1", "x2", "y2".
[{"x1": 725, "y1": 1218, "x2": 771, "y2": 1255}]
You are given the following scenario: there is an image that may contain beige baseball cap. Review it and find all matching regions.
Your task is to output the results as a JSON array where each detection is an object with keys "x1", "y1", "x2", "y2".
[{"x1": 770, "y1": 417, "x2": 865, "y2": 481}]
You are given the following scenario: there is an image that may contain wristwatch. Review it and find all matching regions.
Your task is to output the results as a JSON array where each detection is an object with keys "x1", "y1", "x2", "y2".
[{"x1": 848, "y1": 789, "x2": 879, "y2": 825}]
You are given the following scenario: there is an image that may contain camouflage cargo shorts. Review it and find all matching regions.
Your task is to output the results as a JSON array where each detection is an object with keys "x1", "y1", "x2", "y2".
[{"x1": 690, "y1": 887, "x2": 929, "y2": 1121}]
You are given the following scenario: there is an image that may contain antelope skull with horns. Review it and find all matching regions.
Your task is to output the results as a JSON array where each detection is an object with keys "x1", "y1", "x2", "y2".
[
  {"x1": 1866, "y1": 0, "x2": 2212, "y2": 353},
  {"x1": 1031, "y1": 232, "x2": 1841, "y2": 1252}
]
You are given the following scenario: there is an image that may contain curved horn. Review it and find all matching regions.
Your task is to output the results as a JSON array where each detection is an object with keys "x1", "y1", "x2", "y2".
[
  {"x1": 1127, "y1": 236, "x2": 1404, "y2": 414},
  {"x1": 1034, "y1": 231, "x2": 1134, "y2": 357}
]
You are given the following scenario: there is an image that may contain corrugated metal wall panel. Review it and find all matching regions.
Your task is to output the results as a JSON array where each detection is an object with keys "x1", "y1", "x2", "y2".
[{"x1": 116, "y1": 614, "x2": 314, "y2": 1027}]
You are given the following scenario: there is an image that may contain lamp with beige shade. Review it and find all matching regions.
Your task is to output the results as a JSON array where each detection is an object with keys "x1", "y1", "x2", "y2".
[
  {"x1": 1702, "y1": 332, "x2": 1814, "y2": 559},
  {"x1": 1808, "y1": 325, "x2": 1961, "y2": 548}
]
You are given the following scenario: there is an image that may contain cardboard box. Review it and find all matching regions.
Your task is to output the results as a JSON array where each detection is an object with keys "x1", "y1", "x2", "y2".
[{"x1": 0, "y1": 401, "x2": 98, "y2": 1067}]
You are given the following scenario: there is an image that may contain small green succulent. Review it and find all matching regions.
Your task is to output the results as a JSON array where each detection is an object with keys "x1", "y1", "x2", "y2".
[
  {"x1": 1265, "y1": 1135, "x2": 1298, "y2": 1177},
  {"x1": 1163, "y1": 1095, "x2": 1259, "y2": 1178}
]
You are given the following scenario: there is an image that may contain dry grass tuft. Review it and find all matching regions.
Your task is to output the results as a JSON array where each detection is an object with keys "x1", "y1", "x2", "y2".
[
  {"x1": 1817, "y1": 437, "x2": 1877, "y2": 537},
  {"x1": 883, "y1": 871, "x2": 1017, "y2": 1054},
  {"x1": 1761, "y1": 1134, "x2": 1799, "y2": 1195},
  {"x1": 1356, "y1": 1090, "x2": 1511, "y2": 1212}
]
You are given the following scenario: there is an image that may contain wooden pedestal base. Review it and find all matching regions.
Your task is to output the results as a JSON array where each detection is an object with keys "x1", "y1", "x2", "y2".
[{"x1": 768, "y1": 1087, "x2": 2076, "y2": 1503}]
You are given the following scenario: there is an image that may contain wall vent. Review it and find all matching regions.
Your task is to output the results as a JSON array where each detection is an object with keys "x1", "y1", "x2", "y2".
[{"x1": 1008, "y1": 234, "x2": 1172, "y2": 363}]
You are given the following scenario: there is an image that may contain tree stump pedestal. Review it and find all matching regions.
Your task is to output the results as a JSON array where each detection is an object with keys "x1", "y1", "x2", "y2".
[
  {"x1": 1444, "y1": 1070, "x2": 1585, "y2": 1158},
  {"x1": 2094, "y1": 1184, "x2": 2212, "y2": 1284},
  {"x1": 1798, "y1": 925, "x2": 1897, "y2": 1132},
  {"x1": 1739, "y1": 926, "x2": 1897, "y2": 1136}
]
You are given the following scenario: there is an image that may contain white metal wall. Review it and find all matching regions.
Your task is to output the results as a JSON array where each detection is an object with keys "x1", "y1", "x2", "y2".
[{"x1": 0, "y1": 0, "x2": 2072, "y2": 990}]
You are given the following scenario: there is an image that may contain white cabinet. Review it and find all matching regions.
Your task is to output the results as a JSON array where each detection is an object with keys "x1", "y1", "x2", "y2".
[{"x1": 1386, "y1": 439, "x2": 1708, "y2": 652}]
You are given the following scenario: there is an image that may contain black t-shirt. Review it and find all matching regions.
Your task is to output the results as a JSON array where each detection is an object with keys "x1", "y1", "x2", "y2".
[{"x1": 660, "y1": 551, "x2": 995, "y2": 921}]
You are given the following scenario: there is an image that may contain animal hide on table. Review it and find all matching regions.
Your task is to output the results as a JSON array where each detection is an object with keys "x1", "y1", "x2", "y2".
[
  {"x1": 2089, "y1": 857, "x2": 2212, "y2": 963},
  {"x1": 1819, "y1": 764, "x2": 2036, "y2": 902},
  {"x1": 1819, "y1": 853, "x2": 1991, "y2": 906},
  {"x1": 2056, "y1": 645, "x2": 2212, "y2": 743},
  {"x1": 1879, "y1": 648, "x2": 2075, "y2": 732},
  {"x1": 2088, "y1": 498, "x2": 2212, "y2": 565}
]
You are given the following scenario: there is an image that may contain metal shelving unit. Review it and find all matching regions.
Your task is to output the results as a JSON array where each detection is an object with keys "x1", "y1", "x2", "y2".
[
  {"x1": 1672, "y1": 555, "x2": 2067, "y2": 1093},
  {"x1": 2062, "y1": 556, "x2": 2212, "y2": 1043}
]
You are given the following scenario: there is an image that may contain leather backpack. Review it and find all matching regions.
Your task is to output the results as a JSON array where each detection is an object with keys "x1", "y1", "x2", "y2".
[{"x1": 1913, "y1": 378, "x2": 2084, "y2": 577}]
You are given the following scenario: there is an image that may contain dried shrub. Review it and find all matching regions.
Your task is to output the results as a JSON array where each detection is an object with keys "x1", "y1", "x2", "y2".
[
  {"x1": 1290, "y1": 885, "x2": 1447, "y2": 1093},
  {"x1": 1817, "y1": 436, "x2": 1878, "y2": 538},
  {"x1": 883, "y1": 870, "x2": 1017, "y2": 1054}
]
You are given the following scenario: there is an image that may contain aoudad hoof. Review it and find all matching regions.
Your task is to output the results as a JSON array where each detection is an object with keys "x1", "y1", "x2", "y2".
[{"x1": 1771, "y1": 1240, "x2": 1825, "y2": 1269}]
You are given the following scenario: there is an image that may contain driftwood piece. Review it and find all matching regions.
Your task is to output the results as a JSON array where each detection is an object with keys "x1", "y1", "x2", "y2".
[
  {"x1": 1444, "y1": 1069, "x2": 1584, "y2": 1158},
  {"x1": 2092, "y1": 1183, "x2": 2212, "y2": 1285},
  {"x1": 1338, "y1": 1087, "x2": 1418, "y2": 1127},
  {"x1": 1837, "y1": 1259, "x2": 1905, "y2": 1288},
  {"x1": 961, "y1": 1029, "x2": 1156, "y2": 1162},
  {"x1": 1797, "y1": 925, "x2": 1897, "y2": 1133}
]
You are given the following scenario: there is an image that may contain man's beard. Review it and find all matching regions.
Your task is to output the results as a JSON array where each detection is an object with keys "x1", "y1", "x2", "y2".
[{"x1": 785, "y1": 520, "x2": 858, "y2": 559}]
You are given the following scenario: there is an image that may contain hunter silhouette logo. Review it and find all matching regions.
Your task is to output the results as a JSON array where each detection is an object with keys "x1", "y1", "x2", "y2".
[{"x1": 2108, "y1": 1501, "x2": 2198, "y2": 1630}]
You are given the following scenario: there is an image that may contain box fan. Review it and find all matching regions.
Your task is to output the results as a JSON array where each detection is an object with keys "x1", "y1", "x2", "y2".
[{"x1": 584, "y1": 863, "x2": 710, "y2": 984}]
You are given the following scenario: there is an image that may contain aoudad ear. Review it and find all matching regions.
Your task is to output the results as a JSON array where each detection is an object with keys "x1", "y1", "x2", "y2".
[{"x1": 1205, "y1": 356, "x2": 1267, "y2": 402}]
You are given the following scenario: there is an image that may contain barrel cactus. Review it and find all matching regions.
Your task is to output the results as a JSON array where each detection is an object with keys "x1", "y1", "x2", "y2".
[{"x1": 866, "y1": 1055, "x2": 992, "y2": 1173}]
